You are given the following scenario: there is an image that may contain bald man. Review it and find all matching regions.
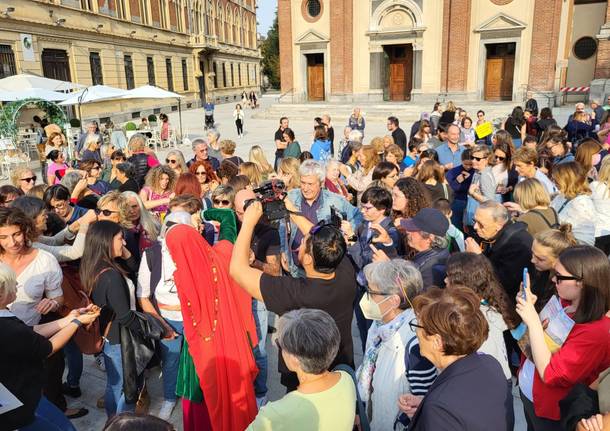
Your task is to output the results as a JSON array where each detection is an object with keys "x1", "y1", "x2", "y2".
[{"x1": 234, "y1": 189, "x2": 280, "y2": 405}]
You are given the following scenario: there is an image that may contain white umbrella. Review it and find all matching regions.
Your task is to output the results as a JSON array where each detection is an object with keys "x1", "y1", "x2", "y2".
[
  {"x1": 121, "y1": 85, "x2": 184, "y2": 100},
  {"x1": 59, "y1": 85, "x2": 128, "y2": 106},
  {"x1": 0, "y1": 73, "x2": 83, "y2": 92},
  {"x1": 0, "y1": 88, "x2": 70, "y2": 102}
]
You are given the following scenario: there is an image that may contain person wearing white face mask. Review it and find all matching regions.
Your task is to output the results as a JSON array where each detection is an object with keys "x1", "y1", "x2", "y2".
[{"x1": 356, "y1": 259, "x2": 436, "y2": 431}]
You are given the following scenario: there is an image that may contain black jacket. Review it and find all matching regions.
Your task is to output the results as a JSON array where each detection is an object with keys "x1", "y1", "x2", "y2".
[
  {"x1": 128, "y1": 153, "x2": 150, "y2": 189},
  {"x1": 409, "y1": 353, "x2": 512, "y2": 431},
  {"x1": 483, "y1": 221, "x2": 533, "y2": 298},
  {"x1": 412, "y1": 247, "x2": 449, "y2": 288}
]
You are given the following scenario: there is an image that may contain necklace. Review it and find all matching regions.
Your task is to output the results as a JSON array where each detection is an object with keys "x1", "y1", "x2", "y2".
[{"x1": 185, "y1": 265, "x2": 220, "y2": 342}]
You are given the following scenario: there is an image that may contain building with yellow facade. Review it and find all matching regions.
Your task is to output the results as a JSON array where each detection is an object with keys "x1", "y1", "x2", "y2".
[
  {"x1": 0, "y1": 0, "x2": 261, "y2": 122},
  {"x1": 279, "y1": 0, "x2": 610, "y2": 107}
]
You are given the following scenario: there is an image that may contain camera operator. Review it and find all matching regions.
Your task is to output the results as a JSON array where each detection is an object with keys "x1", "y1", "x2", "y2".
[
  {"x1": 284, "y1": 159, "x2": 362, "y2": 277},
  {"x1": 234, "y1": 189, "x2": 281, "y2": 406},
  {"x1": 341, "y1": 186, "x2": 400, "y2": 350},
  {"x1": 229, "y1": 199, "x2": 357, "y2": 392}
]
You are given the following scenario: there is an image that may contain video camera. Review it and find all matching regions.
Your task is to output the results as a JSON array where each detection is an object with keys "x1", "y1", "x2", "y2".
[{"x1": 246, "y1": 179, "x2": 288, "y2": 221}]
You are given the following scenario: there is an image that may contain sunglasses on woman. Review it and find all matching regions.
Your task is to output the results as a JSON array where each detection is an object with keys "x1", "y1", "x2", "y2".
[
  {"x1": 494, "y1": 155, "x2": 506, "y2": 161},
  {"x1": 213, "y1": 199, "x2": 231, "y2": 206},
  {"x1": 472, "y1": 156, "x2": 485, "y2": 161},
  {"x1": 96, "y1": 208, "x2": 119, "y2": 217},
  {"x1": 20, "y1": 176, "x2": 36, "y2": 183},
  {"x1": 166, "y1": 159, "x2": 177, "y2": 164}
]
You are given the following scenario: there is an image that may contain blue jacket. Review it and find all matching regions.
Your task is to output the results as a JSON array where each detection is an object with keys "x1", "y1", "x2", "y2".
[
  {"x1": 283, "y1": 188, "x2": 362, "y2": 277},
  {"x1": 310, "y1": 139, "x2": 331, "y2": 162},
  {"x1": 408, "y1": 353, "x2": 512, "y2": 431}
]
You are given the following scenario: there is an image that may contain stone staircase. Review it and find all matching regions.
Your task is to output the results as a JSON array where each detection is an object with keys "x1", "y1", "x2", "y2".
[{"x1": 252, "y1": 101, "x2": 520, "y2": 123}]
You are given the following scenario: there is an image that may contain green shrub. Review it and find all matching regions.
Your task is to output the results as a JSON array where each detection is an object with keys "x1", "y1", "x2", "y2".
[
  {"x1": 147, "y1": 114, "x2": 157, "y2": 123},
  {"x1": 125, "y1": 122, "x2": 137, "y2": 131}
]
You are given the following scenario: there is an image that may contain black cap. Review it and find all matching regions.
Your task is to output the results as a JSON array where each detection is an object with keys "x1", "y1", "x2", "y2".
[{"x1": 400, "y1": 208, "x2": 449, "y2": 237}]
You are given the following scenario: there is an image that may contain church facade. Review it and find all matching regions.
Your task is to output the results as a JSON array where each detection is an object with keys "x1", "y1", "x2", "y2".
[{"x1": 278, "y1": 0, "x2": 610, "y2": 106}]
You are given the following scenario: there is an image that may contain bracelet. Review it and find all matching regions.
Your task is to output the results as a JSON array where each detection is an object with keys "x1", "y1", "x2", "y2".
[{"x1": 71, "y1": 318, "x2": 83, "y2": 328}]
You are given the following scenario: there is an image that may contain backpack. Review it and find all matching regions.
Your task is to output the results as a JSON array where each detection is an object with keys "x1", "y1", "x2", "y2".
[{"x1": 528, "y1": 208, "x2": 560, "y2": 229}]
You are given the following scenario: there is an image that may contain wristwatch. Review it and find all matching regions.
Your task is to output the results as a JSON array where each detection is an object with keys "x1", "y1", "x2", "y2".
[{"x1": 71, "y1": 318, "x2": 83, "y2": 328}]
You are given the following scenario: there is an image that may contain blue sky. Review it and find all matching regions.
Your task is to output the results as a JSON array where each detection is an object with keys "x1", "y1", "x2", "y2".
[{"x1": 257, "y1": 0, "x2": 277, "y2": 36}]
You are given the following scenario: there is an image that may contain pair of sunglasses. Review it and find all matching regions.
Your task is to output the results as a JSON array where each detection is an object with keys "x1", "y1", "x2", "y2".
[
  {"x1": 21, "y1": 176, "x2": 37, "y2": 183},
  {"x1": 213, "y1": 199, "x2": 231, "y2": 206},
  {"x1": 166, "y1": 159, "x2": 177, "y2": 164},
  {"x1": 95, "y1": 208, "x2": 119, "y2": 216}
]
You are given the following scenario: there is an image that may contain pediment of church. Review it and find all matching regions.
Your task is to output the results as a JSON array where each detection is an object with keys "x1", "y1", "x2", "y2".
[
  {"x1": 474, "y1": 13, "x2": 527, "y2": 33},
  {"x1": 295, "y1": 29, "x2": 330, "y2": 45}
]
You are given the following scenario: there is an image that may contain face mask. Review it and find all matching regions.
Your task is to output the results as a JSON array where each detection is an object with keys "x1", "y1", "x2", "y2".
[{"x1": 359, "y1": 294, "x2": 392, "y2": 321}]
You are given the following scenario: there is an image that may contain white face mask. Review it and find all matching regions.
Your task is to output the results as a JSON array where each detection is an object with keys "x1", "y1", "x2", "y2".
[{"x1": 359, "y1": 294, "x2": 392, "y2": 321}]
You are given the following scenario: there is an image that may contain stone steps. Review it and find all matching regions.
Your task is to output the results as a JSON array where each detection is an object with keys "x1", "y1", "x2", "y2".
[{"x1": 252, "y1": 101, "x2": 519, "y2": 122}]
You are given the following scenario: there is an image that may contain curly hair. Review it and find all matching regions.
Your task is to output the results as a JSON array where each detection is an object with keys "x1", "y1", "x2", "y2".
[
  {"x1": 393, "y1": 177, "x2": 431, "y2": 219},
  {"x1": 144, "y1": 165, "x2": 177, "y2": 193},
  {"x1": 0, "y1": 207, "x2": 37, "y2": 252},
  {"x1": 445, "y1": 252, "x2": 520, "y2": 328},
  {"x1": 188, "y1": 160, "x2": 219, "y2": 183}
]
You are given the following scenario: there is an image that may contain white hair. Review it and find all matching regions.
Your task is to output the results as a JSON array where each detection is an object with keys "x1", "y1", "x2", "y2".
[
  {"x1": 298, "y1": 159, "x2": 325, "y2": 182},
  {"x1": 348, "y1": 130, "x2": 363, "y2": 144},
  {"x1": 364, "y1": 259, "x2": 423, "y2": 305},
  {"x1": 120, "y1": 191, "x2": 161, "y2": 239}
]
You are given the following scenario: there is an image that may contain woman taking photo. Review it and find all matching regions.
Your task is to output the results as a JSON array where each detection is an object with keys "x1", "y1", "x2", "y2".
[
  {"x1": 491, "y1": 131, "x2": 518, "y2": 202},
  {"x1": 406, "y1": 287, "x2": 512, "y2": 430},
  {"x1": 505, "y1": 178, "x2": 557, "y2": 237},
  {"x1": 46, "y1": 150, "x2": 69, "y2": 186},
  {"x1": 80, "y1": 220, "x2": 142, "y2": 418},
  {"x1": 233, "y1": 104, "x2": 245, "y2": 138},
  {"x1": 140, "y1": 165, "x2": 176, "y2": 219},
  {"x1": 464, "y1": 144, "x2": 497, "y2": 231},
  {"x1": 517, "y1": 245, "x2": 610, "y2": 430},
  {"x1": 550, "y1": 162, "x2": 596, "y2": 245},
  {"x1": 357, "y1": 260, "x2": 436, "y2": 431}
]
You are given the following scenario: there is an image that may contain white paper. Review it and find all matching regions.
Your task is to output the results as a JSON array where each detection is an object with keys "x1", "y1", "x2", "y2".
[
  {"x1": 539, "y1": 295, "x2": 575, "y2": 346},
  {"x1": 0, "y1": 382, "x2": 23, "y2": 415}
]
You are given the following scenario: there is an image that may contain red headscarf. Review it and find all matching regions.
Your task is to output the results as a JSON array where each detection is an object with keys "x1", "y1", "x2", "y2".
[{"x1": 166, "y1": 225, "x2": 258, "y2": 430}]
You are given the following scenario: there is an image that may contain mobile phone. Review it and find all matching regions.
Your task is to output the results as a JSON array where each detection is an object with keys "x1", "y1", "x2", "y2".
[{"x1": 522, "y1": 268, "x2": 528, "y2": 300}]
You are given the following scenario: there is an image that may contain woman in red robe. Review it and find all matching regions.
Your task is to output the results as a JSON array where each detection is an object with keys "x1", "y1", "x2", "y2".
[{"x1": 166, "y1": 217, "x2": 258, "y2": 431}]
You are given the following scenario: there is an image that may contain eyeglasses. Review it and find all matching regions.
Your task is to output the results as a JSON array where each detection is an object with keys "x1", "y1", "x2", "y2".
[
  {"x1": 408, "y1": 318, "x2": 425, "y2": 333},
  {"x1": 361, "y1": 203, "x2": 376, "y2": 211},
  {"x1": 494, "y1": 155, "x2": 506, "y2": 161},
  {"x1": 472, "y1": 156, "x2": 485, "y2": 161},
  {"x1": 365, "y1": 287, "x2": 393, "y2": 298},
  {"x1": 51, "y1": 201, "x2": 69, "y2": 211},
  {"x1": 554, "y1": 273, "x2": 582, "y2": 282},
  {"x1": 96, "y1": 208, "x2": 119, "y2": 217},
  {"x1": 20, "y1": 176, "x2": 36, "y2": 183},
  {"x1": 213, "y1": 199, "x2": 231, "y2": 206},
  {"x1": 166, "y1": 159, "x2": 178, "y2": 164}
]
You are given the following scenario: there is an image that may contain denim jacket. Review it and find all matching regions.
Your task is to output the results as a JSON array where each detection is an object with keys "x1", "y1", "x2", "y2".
[{"x1": 282, "y1": 188, "x2": 363, "y2": 277}]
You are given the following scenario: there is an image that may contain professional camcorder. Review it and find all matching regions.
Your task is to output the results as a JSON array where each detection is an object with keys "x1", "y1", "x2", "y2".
[{"x1": 246, "y1": 179, "x2": 288, "y2": 221}]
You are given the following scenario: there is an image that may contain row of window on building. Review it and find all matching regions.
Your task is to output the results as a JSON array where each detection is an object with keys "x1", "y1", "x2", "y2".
[{"x1": 0, "y1": 44, "x2": 257, "y2": 92}]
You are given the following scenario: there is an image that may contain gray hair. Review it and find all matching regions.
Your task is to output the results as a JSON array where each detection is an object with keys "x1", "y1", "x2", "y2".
[
  {"x1": 479, "y1": 200, "x2": 510, "y2": 225},
  {"x1": 364, "y1": 260, "x2": 423, "y2": 308},
  {"x1": 207, "y1": 129, "x2": 220, "y2": 142},
  {"x1": 326, "y1": 159, "x2": 341, "y2": 172},
  {"x1": 166, "y1": 149, "x2": 187, "y2": 172},
  {"x1": 420, "y1": 231, "x2": 449, "y2": 250},
  {"x1": 120, "y1": 191, "x2": 161, "y2": 239},
  {"x1": 348, "y1": 129, "x2": 363, "y2": 144},
  {"x1": 298, "y1": 159, "x2": 325, "y2": 182},
  {"x1": 192, "y1": 137, "x2": 207, "y2": 150},
  {"x1": 0, "y1": 263, "x2": 17, "y2": 306},
  {"x1": 128, "y1": 133, "x2": 147, "y2": 152},
  {"x1": 278, "y1": 308, "x2": 340, "y2": 374},
  {"x1": 60, "y1": 171, "x2": 83, "y2": 193}
]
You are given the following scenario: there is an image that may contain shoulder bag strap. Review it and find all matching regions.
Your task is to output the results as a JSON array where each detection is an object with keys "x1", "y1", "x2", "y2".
[
  {"x1": 556, "y1": 198, "x2": 573, "y2": 215},
  {"x1": 527, "y1": 209, "x2": 556, "y2": 229},
  {"x1": 333, "y1": 364, "x2": 371, "y2": 431}
]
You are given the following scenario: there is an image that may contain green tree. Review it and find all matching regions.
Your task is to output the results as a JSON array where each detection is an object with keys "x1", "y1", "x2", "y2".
[{"x1": 261, "y1": 12, "x2": 280, "y2": 88}]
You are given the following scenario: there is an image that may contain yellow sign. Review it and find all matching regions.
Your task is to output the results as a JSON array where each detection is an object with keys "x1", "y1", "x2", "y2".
[{"x1": 475, "y1": 122, "x2": 493, "y2": 139}]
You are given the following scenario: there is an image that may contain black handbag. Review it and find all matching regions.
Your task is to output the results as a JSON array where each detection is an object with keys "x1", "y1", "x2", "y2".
[{"x1": 120, "y1": 312, "x2": 167, "y2": 403}]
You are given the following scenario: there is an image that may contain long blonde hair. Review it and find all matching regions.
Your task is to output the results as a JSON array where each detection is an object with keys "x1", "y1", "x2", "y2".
[
  {"x1": 595, "y1": 155, "x2": 610, "y2": 198},
  {"x1": 248, "y1": 145, "x2": 274, "y2": 176},
  {"x1": 279, "y1": 157, "x2": 301, "y2": 190}
]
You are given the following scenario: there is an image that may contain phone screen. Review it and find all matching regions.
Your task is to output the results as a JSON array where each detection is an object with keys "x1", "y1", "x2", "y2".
[{"x1": 522, "y1": 268, "x2": 528, "y2": 300}]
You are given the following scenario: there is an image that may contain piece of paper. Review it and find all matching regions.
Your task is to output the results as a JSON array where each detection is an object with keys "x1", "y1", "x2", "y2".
[
  {"x1": 475, "y1": 122, "x2": 493, "y2": 139},
  {"x1": 0, "y1": 382, "x2": 23, "y2": 415}
]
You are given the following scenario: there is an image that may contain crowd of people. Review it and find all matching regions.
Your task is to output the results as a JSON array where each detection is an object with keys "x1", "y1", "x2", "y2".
[{"x1": 0, "y1": 98, "x2": 609, "y2": 431}]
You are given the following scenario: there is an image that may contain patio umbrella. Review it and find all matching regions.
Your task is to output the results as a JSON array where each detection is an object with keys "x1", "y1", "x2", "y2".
[
  {"x1": 0, "y1": 88, "x2": 71, "y2": 102},
  {"x1": 122, "y1": 85, "x2": 185, "y2": 139},
  {"x1": 0, "y1": 73, "x2": 83, "y2": 92},
  {"x1": 58, "y1": 85, "x2": 128, "y2": 106}
]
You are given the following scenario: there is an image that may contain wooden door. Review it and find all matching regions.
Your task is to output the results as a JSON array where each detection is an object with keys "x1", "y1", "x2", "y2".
[
  {"x1": 388, "y1": 45, "x2": 413, "y2": 101},
  {"x1": 41, "y1": 49, "x2": 71, "y2": 82},
  {"x1": 485, "y1": 57, "x2": 514, "y2": 101},
  {"x1": 307, "y1": 54, "x2": 324, "y2": 101}
]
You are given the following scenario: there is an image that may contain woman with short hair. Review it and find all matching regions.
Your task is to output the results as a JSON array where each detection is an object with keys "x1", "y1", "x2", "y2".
[
  {"x1": 505, "y1": 178, "x2": 557, "y2": 237},
  {"x1": 112, "y1": 162, "x2": 139, "y2": 193},
  {"x1": 139, "y1": 165, "x2": 176, "y2": 219},
  {"x1": 514, "y1": 147, "x2": 557, "y2": 196},
  {"x1": 357, "y1": 260, "x2": 436, "y2": 431},
  {"x1": 12, "y1": 166, "x2": 37, "y2": 195},
  {"x1": 516, "y1": 245, "x2": 610, "y2": 429},
  {"x1": 219, "y1": 140, "x2": 244, "y2": 167},
  {"x1": 550, "y1": 162, "x2": 596, "y2": 245},
  {"x1": 371, "y1": 161, "x2": 400, "y2": 191},
  {"x1": 247, "y1": 308, "x2": 357, "y2": 431},
  {"x1": 406, "y1": 287, "x2": 512, "y2": 430},
  {"x1": 324, "y1": 160, "x2": 350, "y2": 199},
  {"x1": 464, "y1": 144, "x2": 496, "y2": 230},
  {"x1": 211, "y1": 185, "x2": 235, "y2": 210}
]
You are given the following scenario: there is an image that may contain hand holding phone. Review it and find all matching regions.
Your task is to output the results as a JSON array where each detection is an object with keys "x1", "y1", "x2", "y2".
[{"x1": 522, "y1": 268, "x2": 528, "y2": 300}]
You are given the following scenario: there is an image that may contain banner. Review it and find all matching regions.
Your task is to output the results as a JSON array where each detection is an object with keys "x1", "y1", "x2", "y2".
[{"x1": 475, "y1": 121, "x2": 493, "y2": 139}]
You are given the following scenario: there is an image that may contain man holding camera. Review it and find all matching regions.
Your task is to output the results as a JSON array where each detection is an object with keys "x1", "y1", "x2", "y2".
[
  {"x1": 234, "y1": 189, "x2": 281, "y2": 406},
  {"x1": 229, "y1": 199, "x2": 356, "y2": 392},
  {"x1": 284, "y1": 159, "x2": 362, "y2": 277}
]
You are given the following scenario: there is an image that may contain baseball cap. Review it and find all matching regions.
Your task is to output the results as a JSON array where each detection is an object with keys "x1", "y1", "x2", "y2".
[{"x1": 400, "y1": 208, "x2": 449, "y2": 237}]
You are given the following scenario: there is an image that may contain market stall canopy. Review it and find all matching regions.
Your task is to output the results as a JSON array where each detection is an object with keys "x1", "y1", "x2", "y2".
[
  {"x1": 121, "y1": 85, "x2": 184, "y2": 99},
  {"x1": 0, "y1": 88, "x2": 71, "y2": 101},
  {"x1": 0, "y1": 73, "x2": 84, "y2": 92},
  {"x1": 59, "y1": 85, "x2": 129, "y2": 106}
]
